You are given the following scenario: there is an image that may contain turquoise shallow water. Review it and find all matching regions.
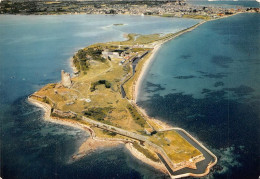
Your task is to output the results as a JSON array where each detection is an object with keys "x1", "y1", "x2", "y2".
[
  {"x1": 138, "y1": 13, "x2": 260, "y2": 178},
  {"x1": 0, "y1": 15, "x2": 200, "y2": 179}
]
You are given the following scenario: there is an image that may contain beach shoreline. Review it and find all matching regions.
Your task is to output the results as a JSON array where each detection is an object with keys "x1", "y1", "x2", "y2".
[
  {"x1": 133, "y1": 44, "x2": 161, "y2": 102},
  {"x1": 133, "y1": 20, "x2": 207, "y2": 103}
]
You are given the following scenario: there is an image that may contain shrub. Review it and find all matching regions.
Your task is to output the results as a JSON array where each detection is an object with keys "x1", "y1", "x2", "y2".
[
  {"x1": 103, "y1": 130, "x2": 117, "y2": 136},
  {"x1": 83, "y1": 107, "x2": 112, "y2": 121},
  {"x1": 127, "y1": 104, "x2": 146, "y2": 127},
  {"x1": 90, "y1": 80, "x2": 111, "y2": 92}
]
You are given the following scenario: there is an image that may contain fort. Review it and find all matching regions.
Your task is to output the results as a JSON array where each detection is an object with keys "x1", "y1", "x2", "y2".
[{"x1": 28, "y1": 23, "x2": 218, "y2": 178}]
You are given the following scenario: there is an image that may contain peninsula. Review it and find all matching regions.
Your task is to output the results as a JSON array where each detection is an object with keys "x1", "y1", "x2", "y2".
[{"x1": 27, "y1": 19, "x2": 220, "y2": 178}]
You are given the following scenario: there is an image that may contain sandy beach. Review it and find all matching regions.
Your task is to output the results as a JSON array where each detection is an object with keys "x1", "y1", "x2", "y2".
[{"x1": 133, "y1": 43, "x2": 162, "y2": 102}]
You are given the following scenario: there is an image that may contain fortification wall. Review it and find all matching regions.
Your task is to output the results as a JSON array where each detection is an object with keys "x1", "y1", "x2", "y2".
[{"x1": 52, "y1": 109, "x2": 77, "y2": 119}]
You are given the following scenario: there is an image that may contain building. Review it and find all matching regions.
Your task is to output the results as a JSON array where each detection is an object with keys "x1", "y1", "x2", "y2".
[{"x1": 102, "y1": 49, "x2": 121, "y2": 59}]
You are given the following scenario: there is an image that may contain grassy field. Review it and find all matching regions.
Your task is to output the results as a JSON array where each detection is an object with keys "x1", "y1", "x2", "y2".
[
  {"x1": 110, "y1": 33, "x2": 174, "y2": 46},
  {"x1": 182, "y1": 14, "x2": 211, "y2": 20},
  {"x1": 161, "y1": 14, "x2": 176, "y2": 17},
  {"x1": 161, "y1": 13, "x2": 211, "y2": 20},
  {"x1": 149, "y1": 131, "x2": 201, "y2": 163}
]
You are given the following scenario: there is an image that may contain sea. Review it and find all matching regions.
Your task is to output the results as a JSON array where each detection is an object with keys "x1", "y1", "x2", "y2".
[
  {"x1": 0, "y1": 15, "x2": 200, "y2": 179},
  {"x1": 137, "y1": 13, "x2": 260, "y2": 179},
  {"x1": 0, "y1": 12, "x2": 259, "y2": 179}
]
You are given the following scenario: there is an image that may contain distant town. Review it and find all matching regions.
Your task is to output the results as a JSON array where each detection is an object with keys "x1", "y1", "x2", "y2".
[{"x1": 0, "y1": 0, "x2": 259, "y2": 19}]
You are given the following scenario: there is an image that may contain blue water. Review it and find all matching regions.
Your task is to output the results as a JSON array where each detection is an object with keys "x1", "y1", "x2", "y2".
[
  {"x1": 0, "y1": 14, "x2": 200, "y2": 178},
  {"x1": 188, "y1": 0, "x2": 260, "y2": 8},
  {"x1": 138, "y1": 13, "x2": 260, "y2": 178}
]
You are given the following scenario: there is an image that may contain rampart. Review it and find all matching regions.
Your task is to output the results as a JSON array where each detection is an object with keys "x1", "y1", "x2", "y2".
[{"x1": 52, "y1": 109, "x2": 77, "y2": 119}]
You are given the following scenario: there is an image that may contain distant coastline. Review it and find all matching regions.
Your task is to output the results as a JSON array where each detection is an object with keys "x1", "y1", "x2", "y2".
[{"x1": 1, "y1": 0, "x2": 258, "y2": 20}]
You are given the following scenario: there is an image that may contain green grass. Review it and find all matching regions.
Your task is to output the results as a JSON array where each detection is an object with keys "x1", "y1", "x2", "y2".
[
  {"x1": 113, "y1": 23, "x2": 124, "y2": 26},
  {"x1": 90, "y1": 80, "x2": 111, "y2": 92},
  {"x1": 149, "y1": 131, "x2": 201, "y2": 163},
  {"x1": 182, "y1": 14, "x2": 211, "y2": 20},
  {"x1": 102, "y1": 129, "x2": 117, "y2": 136},
  {"x1": 161, "y1": 14, "x2": 175, "y2": 17},
  {"x1": 73, "y1": 47, "x2": 106, "y2": 74},
  {"x1": 126, "y1": 104, "x2": 148, "y2": 128},
  {"x1": 111, "y1": 33, "x2": 167, "y2": 45}
]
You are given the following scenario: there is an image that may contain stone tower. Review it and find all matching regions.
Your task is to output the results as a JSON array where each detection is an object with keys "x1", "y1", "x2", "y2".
[{"x1": 61, "y1": 70, "x2": 72, "y2": 88}]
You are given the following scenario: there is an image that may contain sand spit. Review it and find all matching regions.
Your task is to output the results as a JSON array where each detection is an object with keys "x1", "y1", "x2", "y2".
[{"x1": 71, "y1": 137, "x2": 122, "y2": 161}]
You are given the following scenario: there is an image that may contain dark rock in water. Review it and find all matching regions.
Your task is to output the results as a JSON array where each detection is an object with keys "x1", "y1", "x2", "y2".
[
  {"x1": 201, "y1": 88, "x2": 211, "y2": 94},
  {"x1": 214, "y1": 81, "x2": 224, "y2": 87},
  {"x1": 145, "y1": 81, "x2": 165, "y2": 93},
  {"x1": 205, "y1": 90, "x2": 227, "y2": 99},
  {"x1": 211, "y1": 55, "x2": 233, "y2": 68},
  {"x1": 173, "y1": 75, "x2": 195, "y2": 79},
  {"x1": 224, "y1": 85, "x2": 255, "y2": 96},
  {"x1": 179, "y1": 54, "x2": 191, "y2": 59},
  {"x1": 212, "y1": 164, "x2": 224, "y2": 172},
  {"x1": 197, "y1": 71, "x2": 229, "y2": 79}
]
